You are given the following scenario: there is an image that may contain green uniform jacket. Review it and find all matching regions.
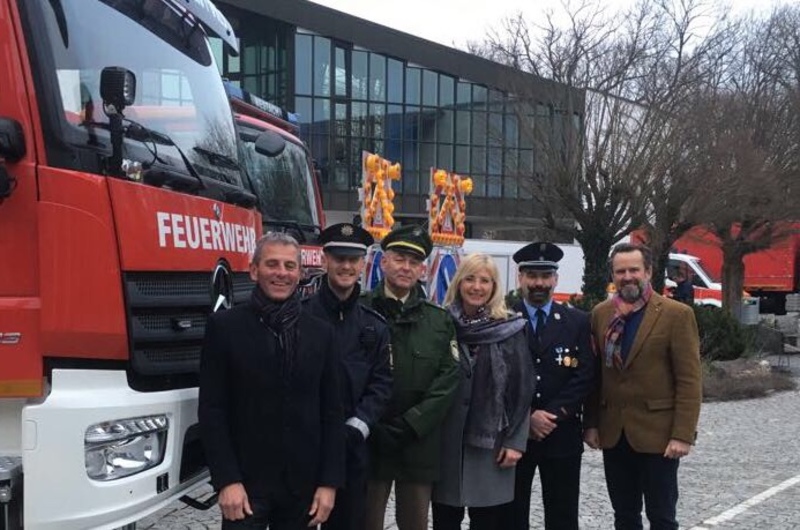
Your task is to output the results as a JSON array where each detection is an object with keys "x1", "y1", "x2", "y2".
[{"x1": 361, "y1": 283, "x2": 460, "y2": 482}]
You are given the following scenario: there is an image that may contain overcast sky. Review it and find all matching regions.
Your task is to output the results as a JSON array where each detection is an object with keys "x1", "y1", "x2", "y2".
[{"x1": 309, "y1": 0, "x2": 790, "y2": 49}]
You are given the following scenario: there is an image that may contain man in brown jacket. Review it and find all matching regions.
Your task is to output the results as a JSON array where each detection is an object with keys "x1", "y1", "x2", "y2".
[{"x1": 584, "y1": 243, "x2": 701, "y2": 530}]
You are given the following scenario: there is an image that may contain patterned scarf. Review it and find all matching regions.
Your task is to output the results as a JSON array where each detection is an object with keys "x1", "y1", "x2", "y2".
[
  {"x1": 448, "y1": 304, "x2": 527, "y2": 449},
  {"x1": 604, "y1": 282, "x2": 653, "y2": 370},
  {"x1": 250, "y1": 286, "x2": 301, "y2": 376}
]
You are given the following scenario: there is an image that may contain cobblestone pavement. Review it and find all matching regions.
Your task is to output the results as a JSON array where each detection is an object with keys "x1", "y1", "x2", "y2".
[{"x1": 139, "y1": 369, "x2": 800, "y2": 529}]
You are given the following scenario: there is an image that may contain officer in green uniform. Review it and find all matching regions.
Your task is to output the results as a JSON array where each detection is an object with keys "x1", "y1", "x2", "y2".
[{"x1": 362, "y1": 224, "x2": 460, "y2": 530}]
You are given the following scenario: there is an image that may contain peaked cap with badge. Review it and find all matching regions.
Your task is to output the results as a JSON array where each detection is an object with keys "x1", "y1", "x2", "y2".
[
  {"x1": 380, "y1": 224, "x2": 433, "y2": 260},
  {"x1": 513, "y1": 241, "x2": 564, "y2": 271},
  {"x1": 318, "y1": 222, "x2": 374, "y2": 256}
]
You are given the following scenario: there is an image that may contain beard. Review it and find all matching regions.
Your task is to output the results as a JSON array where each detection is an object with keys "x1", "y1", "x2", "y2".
[
  {"x1": 525, "y1": 286, "x2": 552, "y2": 305},
  {"x1": 618, "y1": 280, "x2": 646, "y2": 303}
]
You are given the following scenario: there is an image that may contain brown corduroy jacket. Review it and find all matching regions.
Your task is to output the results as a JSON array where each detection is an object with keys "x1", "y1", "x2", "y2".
[{"x1": 586, "y1": 292, "x2": 702, "y2": 453}]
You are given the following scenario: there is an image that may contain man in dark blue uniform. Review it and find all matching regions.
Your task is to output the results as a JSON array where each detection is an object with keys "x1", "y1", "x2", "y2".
[
  {"x1": 304, "y1": 223, "x2": 393, "y2": 530},
  {"x1": 503, "y1": 242, "x2": 595, "y2": 530}
]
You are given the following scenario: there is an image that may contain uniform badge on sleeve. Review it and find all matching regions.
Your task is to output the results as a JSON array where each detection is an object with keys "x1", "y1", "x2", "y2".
[{"x1": 450, "y1": 339, "x2": 460, "y2": 361}]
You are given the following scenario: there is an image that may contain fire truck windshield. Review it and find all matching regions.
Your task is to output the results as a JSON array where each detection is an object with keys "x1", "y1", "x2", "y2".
[
  {"x1": 22, "y1": 0, "x2": 241, "y2": 186},
  {"x1": 239, "y1": 134, "x2": 319, "y2": 228}
]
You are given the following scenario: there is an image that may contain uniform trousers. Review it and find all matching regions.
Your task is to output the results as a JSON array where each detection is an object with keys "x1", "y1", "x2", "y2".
[
  {"x1": 503, "y1": 439, "x2": 582, "y2": 530},
  {"x1": 603, "y1": 432, "x2": 680, "y2": 530},
  {"x1": 365, "y1": 480, "x2": 432, "y2": 530}
]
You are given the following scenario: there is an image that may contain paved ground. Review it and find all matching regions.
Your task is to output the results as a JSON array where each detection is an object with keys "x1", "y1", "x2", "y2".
[{"x1": 139, "y1": 362, "x2": 800, "y2": 529}]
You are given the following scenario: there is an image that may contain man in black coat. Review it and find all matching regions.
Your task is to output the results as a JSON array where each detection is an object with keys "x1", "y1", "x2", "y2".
[
  {"x1": 304, "y1": 223, "x2": 393, "y2": 530},
  {"x1": 199, "y1": 232, "x2": 345, "y2": 529},
  {"x1": 503, "y1": 242, "x2": 595, "y2": 530}
]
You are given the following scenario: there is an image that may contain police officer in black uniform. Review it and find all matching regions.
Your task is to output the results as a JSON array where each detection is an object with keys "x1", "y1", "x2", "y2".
[
  {"x1": 304, "y1": 223, "x2": 393, "y2": 530},
  {"x1": 503, "y1": 242, "x2": 595, "y2": 530}
]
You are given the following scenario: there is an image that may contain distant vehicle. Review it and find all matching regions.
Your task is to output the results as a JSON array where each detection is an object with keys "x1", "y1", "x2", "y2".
[
  {"x1": 634, "y1": 225, "x2": 800, "y2": 314},
  {"x1": 226, "y1": 83, "x2": 326, "y2": 294}
]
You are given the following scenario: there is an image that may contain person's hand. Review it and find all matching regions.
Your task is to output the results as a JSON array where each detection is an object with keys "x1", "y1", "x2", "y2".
[
  {"x1": 308, "y1": 486, "x2": 336, "y2": 526},
  {"x1": 583, "y1": 428, "x2": 600, "y2": 450},
  {"x1": 218, "y1": 482, "x2": 252, "y2": 521},
  {"x1": 346, "y1": 424, "x2": 365, "y2": 445},
  {"x1": 496, "y1": 447, "x2": 523, "y2": 468},
  {"x1": 664, "y1": 439, "x2": 692, "y2": 459},
  {"x1": 529, "y1": 410, "x2": 558, "y2": 440}
]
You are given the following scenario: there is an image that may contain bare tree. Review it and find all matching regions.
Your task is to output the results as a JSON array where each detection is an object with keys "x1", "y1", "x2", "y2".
[
  {"x1": 469, "y1": 0, "x2": 732, "y2": 300},
  {"x1": 680, "y1": 6, "x2": 800, "y2": 315}
]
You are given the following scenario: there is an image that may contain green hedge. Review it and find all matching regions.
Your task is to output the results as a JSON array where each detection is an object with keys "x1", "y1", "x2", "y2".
[{"x1": 693, "y1": 305, "x2": 753, "y2": 361}]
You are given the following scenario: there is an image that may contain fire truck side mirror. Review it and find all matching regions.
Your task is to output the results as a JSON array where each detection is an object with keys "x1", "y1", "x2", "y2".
[
  {"x1": 0, "y1": 118, "x2": 25, "y2": 201},
  {"x1": 254, "y1": 130, "x2": 286, "y2": 158},
  {"x1": 100, "y1": 67, "x2": 136, "y2": 113},
  {"x1": 0, "y1": 118, "x2": 25, "y2": 163}
]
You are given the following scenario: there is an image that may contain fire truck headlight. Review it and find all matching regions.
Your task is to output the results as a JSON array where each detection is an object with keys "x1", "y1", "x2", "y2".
[{"x1": 84, "y1": 415, "x2": 168, "y2": 481}]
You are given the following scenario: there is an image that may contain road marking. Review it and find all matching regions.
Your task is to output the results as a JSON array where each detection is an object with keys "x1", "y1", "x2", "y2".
[{"x1": 689, "y1": 474, "x2": 800, "y2": 528}]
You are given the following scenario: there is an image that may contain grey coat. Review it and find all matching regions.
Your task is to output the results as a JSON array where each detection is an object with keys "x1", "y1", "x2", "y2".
[{"x1": 432, "y1": 327, "x2": 534, "y2": 507}]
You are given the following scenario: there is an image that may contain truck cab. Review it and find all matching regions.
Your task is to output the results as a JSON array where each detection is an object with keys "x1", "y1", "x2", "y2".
[
  {"x1": 0, "y1": 1, "x2": 257, "y2": 528},
  {"x1": 226, "y1": 83, "x2": 326, "y2": 294}
]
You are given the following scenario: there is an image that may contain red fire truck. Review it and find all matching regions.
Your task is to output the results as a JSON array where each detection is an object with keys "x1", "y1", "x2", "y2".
[
  {"x1": 226, "y1": 83, "x2": 326, "y2": 294},
  {"x1": 0, "y1": 1, "x2": 259, "y2": 528}
]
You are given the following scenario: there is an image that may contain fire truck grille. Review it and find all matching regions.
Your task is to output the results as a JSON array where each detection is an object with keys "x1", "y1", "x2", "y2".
[{"x1": 124, "y1": 271, "x2": 254, "y2": 376}]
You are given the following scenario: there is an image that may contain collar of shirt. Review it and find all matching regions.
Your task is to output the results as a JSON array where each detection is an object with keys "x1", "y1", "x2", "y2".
[
  {"x1": 523, "y1": 298, "x2": 553, "y2": 321},
  {"x1": 384, "y1": 284, "x2": 410, "y2": 304}
]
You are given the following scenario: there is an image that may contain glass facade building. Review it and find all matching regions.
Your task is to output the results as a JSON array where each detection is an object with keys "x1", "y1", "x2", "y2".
[{"x1": 216, "y1": 0, "x2": 582, "y2": 239}]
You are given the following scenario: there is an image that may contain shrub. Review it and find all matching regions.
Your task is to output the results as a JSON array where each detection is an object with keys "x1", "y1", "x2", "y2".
[{"x1": 693, "y1": 305, "x2": 754, "y2": 361}]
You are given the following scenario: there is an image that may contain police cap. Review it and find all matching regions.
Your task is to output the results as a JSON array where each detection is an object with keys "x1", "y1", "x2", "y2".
[
  {"x1": 381, "y1": 224, "x2": 432, "y2": 260},
  {"x1": 318, "y1": 223, "x2": 374, "y2": 257},
  {"x1": 513, "y1": 241, "x2": 564, "y2": 271}
]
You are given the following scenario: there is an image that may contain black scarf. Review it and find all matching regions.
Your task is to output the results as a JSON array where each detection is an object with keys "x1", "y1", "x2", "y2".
[{"x1": 250, "y1": 286, "x2": 301, "y2": 376}]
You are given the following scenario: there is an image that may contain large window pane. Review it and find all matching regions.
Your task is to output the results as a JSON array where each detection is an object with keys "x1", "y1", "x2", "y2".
[
  {"x1": 505, "y1": 113, "x2": 519, "y2": 148},
  {"x1": 313, "y1": 37, "x2": 331, "y2": 96},
  {"x1": 294, "y1": 96, "x2": 312, "y2": 125},
  {"x1": 471, "y1": 146, "x2": 486, "y2": 174},
  {"x1": 437, "y1": 109, "x2": 454, "y2": 143},
  {"x1": 370, "y1": 103, "x2": 385, "y2": 138},
  {"x1": 422, "y1": 70, "x2": 437, "y2": 106},
  {"x1": 437, "y1": 144, "x2": 453, "y2": 169},
  {"x1": 456, "y1": 110, "x2": 470, "y2": 144},
  {"x1": 335, "y1": 47, "x2": 346, "y2": 96},
  {"x1": 487, "y1": 176, "x2": 502, "y2": 197},
  {"x1": 471, "y1": 175, "x2": 485, "y2": 197},
  {"x1": 488, "y1": 147, "x2": 502, "y2": 175},
  {"x1": 457, "y1": 81, "x2": 472, "y2": 105},
  {"x1": 370, "y1": 54, "x2": 386, "y2": 101},
  {"x1": 403, "y1": 140, "x2": 418, "y2": 171},
  {"x1": 420, "y1": 143, "x2": 436, "y2": 173},
  {"x1": 472, "y1": 85, "x2": 487, "y2": 111},
  {"x1": 455, "y1": 145, "x2": 470, "y2": 174},
  {"x1": 294, "y1": 34, "x2": 312, "y2": 95},
  {"x1": 404, "y1": 107, "x2": 420, "y2": 143},
  {"x1": 505, "y1": 175, "x2": 518, "y2": 199},
  {"x1": 352, "y1": 51, "x2": 368, "y2": 100},
  {"x1": 388, "y1": 58, "x2": 403, "y2": 103},
  {"x1": 406, "y1": 68, "x2": 420, "y2": 105},
  {"x1": 439, "y1": 75, "x2": 454, "y2": 107},
  {"x1": 472, "y1": 113, "x2": 487, "y2": 146},
  {"x1": 386, "y1": 104, "x2": 403, "y2": 140},
  {"x1": 488, "y1": 113, "x2": 503, "y2": 146},
  {"x1": 351, "y1": 101, "x2": 367, "y2": 138}
]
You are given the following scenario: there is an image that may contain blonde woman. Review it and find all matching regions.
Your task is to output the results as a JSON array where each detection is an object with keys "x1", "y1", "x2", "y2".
[{"x1": 432, "y1": 253, "x2": 535, "y2": 530}]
